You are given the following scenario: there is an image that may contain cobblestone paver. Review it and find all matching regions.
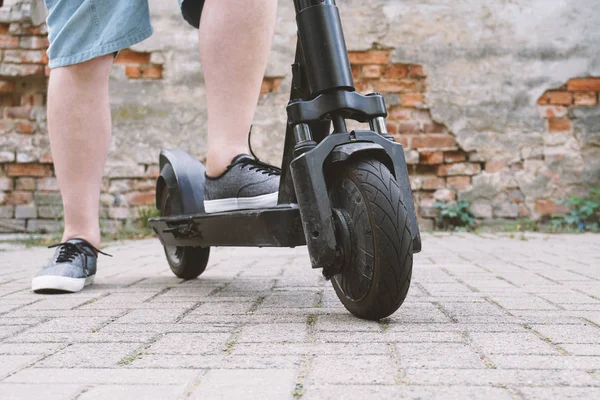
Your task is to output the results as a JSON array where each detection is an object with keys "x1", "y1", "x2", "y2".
[{"x1": 0, "y1": 232, "x2": 599, "y2": 399}]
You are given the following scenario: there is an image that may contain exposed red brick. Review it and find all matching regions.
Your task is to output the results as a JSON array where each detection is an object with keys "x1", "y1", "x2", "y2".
[
  {"x1": 385, "y1": 121, "x2": 398, "y2": 135},
  {"x1": 0, "y1": 96, "x2": 13, "y2": 106},
  {"x1": 142, "y1": 65, "x2": 162, "y2": 79},
  {"x1": 125, "y1": 65, "x2": 142, "y2": 79},
  {"x1": 444, "y1": 151, "x2": 466, "y2": 163},
  {"x1": 271, "y1": 78, "x2": 283, "y2": 92},
  {"x1": 0, "y1": 80, "x2": 16, "y2": 93},
  {"x1": 397, "y1": 121, "x2": 420, "y2": 134},
  {"x1": 422, "y1": 176, "x2": 445, "y2": 190},
  {"x1": 388, "y1": 105, "x2": 412, "y2": 120},
  {"x1": 132, "y1": 179, "x2": 155, "y2": 191},
  {"x1": 437, "y1": 163, "x2": 481, "y2": 176},
  {"x1": 409, "y1": 65, "x2": 426, "y2": 78},
  {"x1": 383, "y1": 65, "x2": 409, "y2": 79},
  {"x1": 0, "y1": 24, "x2": 9, "y2": 34},
  {"x1": 348, "y1": 50, "x2": 391, "y2": 65},
  {"x1": 573, "y1": 91, "x2": 597, "y2": 106},
  {"x1": 39, "y1": 151, "x2": 53, "y2": 164},
  {"x1": 535, "y1": 199, "x2": 569, "y2": 216},
  {"x1": 415, "y1": 165, "x2": 438, "y2": 175},
  {"x1": 20, "y1": 36, "x2": 49, "y2": 49},
  {"x1": 260, "y1": 79, "x2": 272, "y2": 94},
  {"x1": 0, "y1": 34, "x2": 19, "y2": 48},
  {"x1": 146, "y1": 165, "x2": 160, "y2": 178},
  {"x1": 20, "y1": 93, "x2": 45, "y2": 106},
  {"x1": 372, "y1": 79, "x2": 419, "y2": 93},
  {"x1": 419, "y1": 152, "x2": 444, "y2": 165},
  {"x1": 547, "y1": 91, "x2": 572, "y2": 105},
  {"x1": 361, "y1": 65, "x2": 383, "y2": 78},
  {"x1": 401, "y1": 93, "x2": 425, "y2": 107},
  {"x1": 353, "y1": 80, "x2": 372, "y2": 93},
  {"x1": 5, "y1": 163, "x2": 52, "y2": 177},
  {"x1": 6, "y1": 191, "x2": 33, "y2": 205},
  {"x1": 127, "y1": 191, "x2": 154, "y2": 206},
  {"x1": 539, "y1": 105, "x2": 568, "y2": 119},
  {"x1": 519, "y1": 204, "x2": 529, "y2": 217},
  {"x1": 24, "y1": 26, "x2": 43, "y2": 35},
  {"x1": 485, "y1": 160, "x2": 508, "y2": 173},
  {"x1": 548, "y1": 118, "x2": 571, "y2": 132},
  {"x1": 422, "y1": 122, "x2": 446, "y2": 134},
  {"x1": 115, "y1": 49, "x2": 151, "y2": 65},
  {"x1": 351, "y1": 65, "x2": 360, "y2": 79},
  {"x1": 260, "y1": 77, "x2": 283, "y2": 93},
  {"x1": 411, "y1": 134, "x2": 456, "y2": 149},
  {"x1": 16, "y1": 121, "x2": 35, "y2": 134},
  {"x1": 447, "y1": 176, "x2": 471, "y2": 190},
  {"x1": 567, "y1": 77, "x2": 600, "y2": 91},
  {"x1": 394, "y1": 135, "x2": 409, "y2": 148},
  {"x1": 537, "y1": 92, "x2": 551, "y2": 105}
]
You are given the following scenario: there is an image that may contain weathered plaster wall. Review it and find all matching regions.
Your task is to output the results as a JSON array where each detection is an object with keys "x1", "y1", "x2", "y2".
[
  {"x1": 0, "y1": 0, "x2": 599, "y2": 232},
  {"x1": 117, "y1": 0, "x2": 600, "y2": 220}
]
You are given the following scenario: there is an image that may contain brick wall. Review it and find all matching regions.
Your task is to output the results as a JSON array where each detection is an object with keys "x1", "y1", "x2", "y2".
[
  {"x1": 349, "y1": 48, "x2": 600, "y2": 229},
  {"x1": 0, "y1": 4, "x2": 289, "y2": 234},
  {"x1": 0, "y1": 3, "x2": 53, "y2": 233},
  {"x1": 0, "y1": 2, "x2": 599, "y2": 234}
]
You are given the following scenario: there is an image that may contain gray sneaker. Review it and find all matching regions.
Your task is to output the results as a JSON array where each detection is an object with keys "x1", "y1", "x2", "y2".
[
  {"x1": 204, "y1": 154, "x2": 280, "y2": 213},
  {"x1": 32, "y1": 238, "x2": 110, "y2": 294}
]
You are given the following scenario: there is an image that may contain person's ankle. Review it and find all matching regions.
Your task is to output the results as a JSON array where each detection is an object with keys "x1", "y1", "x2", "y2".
[
  {"x1": 61, "y1": 232, "x2": 100, "y2": 249},
  {"x1": 205, "y1": 149, "x2": 248, "y2": 177}
]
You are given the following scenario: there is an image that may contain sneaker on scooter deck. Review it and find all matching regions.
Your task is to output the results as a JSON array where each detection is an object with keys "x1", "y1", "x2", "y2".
[
  {"x1": 32, "y1": 238, "x2": 111, "y2": 294},
  {"x1": 204, "y1": 154, "x2": 280, "y2": 213}
]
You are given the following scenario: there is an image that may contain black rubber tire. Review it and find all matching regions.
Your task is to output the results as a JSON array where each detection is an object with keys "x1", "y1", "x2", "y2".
[
  {"x1": 327, "y1": 157, "x2": 413, "y2": 320},
  {"x1": 159, "y1": 184, "x2": 209, "y2": 280}
]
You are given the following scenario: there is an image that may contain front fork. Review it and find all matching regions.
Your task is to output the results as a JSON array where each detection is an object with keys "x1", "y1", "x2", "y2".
[
  {"x1": 279, "y1": 0, "x2": 421, "y2": 269},
  {"x1": 283, "y1": 0, "x2": 421, "y2": 270}
]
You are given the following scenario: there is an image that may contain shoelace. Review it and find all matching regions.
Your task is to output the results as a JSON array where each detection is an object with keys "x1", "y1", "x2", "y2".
[
  {"x1": 49, "y1": 241, "x2": 112, "y2": 263},
  {"x1": 238, "y1": 158, "x2": 281, "y2": 176},
  {"x1": 241, "y1": 126, "x2": 281, "y2": 177}
]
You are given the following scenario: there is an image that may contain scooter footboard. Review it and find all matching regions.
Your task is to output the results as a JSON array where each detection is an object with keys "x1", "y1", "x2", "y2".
[{"x1": 150, "y1": 207, "x2": 306, "y2": 248}]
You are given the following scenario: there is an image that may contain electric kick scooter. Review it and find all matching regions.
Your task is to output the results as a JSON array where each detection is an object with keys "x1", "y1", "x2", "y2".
[{"x1": 150, "y1": 0, "x2": 422, "y2": 320}]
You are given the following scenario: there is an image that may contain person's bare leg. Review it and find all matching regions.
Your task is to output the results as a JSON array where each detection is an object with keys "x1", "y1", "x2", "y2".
[
  {"x1": 47, "y1": 55, "x2": 114, "y2": 248},
  {"x1": 199, "y1": 0, "x2": 277, "y2": 177}
]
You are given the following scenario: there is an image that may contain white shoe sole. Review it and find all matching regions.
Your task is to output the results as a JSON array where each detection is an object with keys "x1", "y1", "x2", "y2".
[
  {"x1": 204, "y1": 192, "x2": 278, "y2": 213},
  {"x1": 32, "y1": 275, "x2": 95, "y2": 293}
]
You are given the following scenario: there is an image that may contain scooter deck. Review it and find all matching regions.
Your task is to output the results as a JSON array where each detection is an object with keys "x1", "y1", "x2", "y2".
[{"x1": 149, "y1": 206, "x2": 306, "y2": 248}]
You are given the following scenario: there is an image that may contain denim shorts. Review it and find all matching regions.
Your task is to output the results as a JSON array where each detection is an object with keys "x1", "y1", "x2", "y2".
[{"x1": 45, "y1": 0, "x2": 205, "y2": 69}]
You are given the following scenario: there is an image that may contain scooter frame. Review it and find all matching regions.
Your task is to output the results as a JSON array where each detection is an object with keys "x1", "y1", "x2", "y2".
[{"x1": 150, "y1": 0, "x2": 421, "y2": 275}]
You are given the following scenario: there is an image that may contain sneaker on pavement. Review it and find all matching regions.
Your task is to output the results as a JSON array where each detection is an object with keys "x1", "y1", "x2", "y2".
[
  {"x1": 32, "y1": 238, "x2": 110, "y2": 294},
  {"x1": 204, "y1": 154, "x2": 280, "y2": 213}
]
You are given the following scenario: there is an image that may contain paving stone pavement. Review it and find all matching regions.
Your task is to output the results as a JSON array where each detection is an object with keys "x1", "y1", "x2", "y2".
[{"x1": 0, "y1": 232, "x2": 599, "y2": 399}]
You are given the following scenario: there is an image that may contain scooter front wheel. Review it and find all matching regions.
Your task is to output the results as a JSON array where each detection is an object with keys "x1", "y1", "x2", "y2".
[
  {"x1": 327, "y1": 156, "x2": 413, "y2": 320},
  {"x1": 158, "y1": 183, "x2": 210, "y2": 280}
]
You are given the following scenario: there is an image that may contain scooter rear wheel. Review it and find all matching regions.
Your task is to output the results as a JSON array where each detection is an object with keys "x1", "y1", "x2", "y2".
[
  {"x1": 159, "y1": 184, "x2": 210, "y2": 280},
  {"x1": 327, "y1": 156, "x2": 413, "y2": 320}
]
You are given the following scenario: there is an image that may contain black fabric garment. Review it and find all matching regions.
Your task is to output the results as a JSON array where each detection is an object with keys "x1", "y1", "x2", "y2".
[{"x1": 181, "y1": 0, "x2": 206, "y2": 29}]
